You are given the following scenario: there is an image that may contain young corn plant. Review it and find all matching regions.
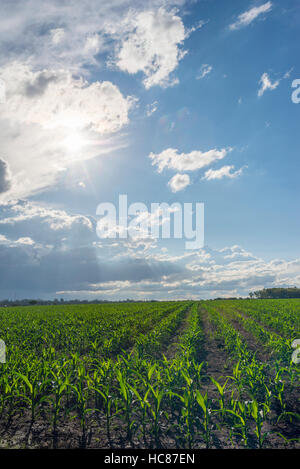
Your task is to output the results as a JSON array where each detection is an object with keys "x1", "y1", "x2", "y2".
[
  {"x1": 0, "y1": 366, "x2": 20, "y2": 422},
  {"x1": 250, "y1": 400, "x2": 270, "y2": 449},
  {"x1": 210, "y1": 377, "x2": 229, "y2": 422},
  {"x1": 171, "y1": 369, "x2": 196, "y2": 449},
  {"x1": 171, "y1": 390, "x2": 195, "y2": 449},
  {"x1": 116, "y1": 369, "x2": 135, "y2": 443},
  {"x1": 129, "y1": 384, "x2": 151, "y2": 444},
  {"x1": 16, "y1": 369, "x2": 50, "y2": 428},
  {"x1": 49, "y1": 363, "x2": 71, "y2": 446},
  {"x1": 273, "y1": 369, "x2": 287, "y2": 414},
  {"x1": 92, "y1": 380, "x2": 117, "y2": 443},
  {"x1": 225, "y1": 401, "x2": 250, "y2": 448},
  {"x1": 147, "y1": 383, "x2": 165, "y2": 448},
  {"x1": 71, "y1": 365, "x2": 92, "y2": 448},
  {"x1": 195, "y1": 391, "x2": 213, "y2": 449}
]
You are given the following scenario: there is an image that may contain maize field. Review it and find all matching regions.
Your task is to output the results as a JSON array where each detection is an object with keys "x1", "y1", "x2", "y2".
[{"x1": 0, "y1": 299, "x2": 299, "y2": 449}]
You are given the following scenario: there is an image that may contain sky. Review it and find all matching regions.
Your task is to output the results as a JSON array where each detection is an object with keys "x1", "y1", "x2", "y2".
[{"x1": 0, "y1": 0, "x2": 299, "y2": 300}]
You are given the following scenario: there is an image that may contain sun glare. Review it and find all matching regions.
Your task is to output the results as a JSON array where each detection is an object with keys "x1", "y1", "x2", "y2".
[{"x1": 63, "y1": 133, "x2": 86, "y2": 155}]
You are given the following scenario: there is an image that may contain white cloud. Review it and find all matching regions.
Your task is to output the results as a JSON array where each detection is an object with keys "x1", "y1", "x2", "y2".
[
  {"x1": 0, "y1": 206, "x2": 299, "y2": 298},
  {"x1": 114, "y1": 8, "x2": 187, "y2": 88},
  {"x1": 149, "y1": 147, "x2": 231, "y2": 173},
  {"x1": 84, "y1": 34, "x2": 102, "y2": 53},
  {"x1": 50, "y1": 28, "x2": 65, "y2": 45},
  {"x1": 0, "y1": 200, "x2": 93, "y2": 231},
  {"x1": 196, "y1": 64, "x2": 212, "y2": 80},
  {"x1": 15, "y1": 237, "x2": 35, "y2": 246},
  {"x1": 283, "y1": 67, "x2": 294, "y2": 79},
  {"x1": 0, "y1": 0, "x2": 187, "y2": 74},
  {"x1": 230, "y1": 2, "x2": 272, "y2": 30},
  {"x1": 203, "y1": 165, "x2": 245, "y2": 181},
  {"x1": 0, "y1": 62, "x2": 134, "y2": 199},
  {"x1": 0, "y1": 62, "x2": 134, "y2": 134},
  {"x1": 0, "y1": 159, "x2": 12, "y2": 193},
  {"x1": 0, "y1": 2, "x2": 193, "y2": 198},
  {"x1": 47, "y1": 244, "x2": 300, "y2": 300},
  {"x1": 146, "y1": 101, "x2": 158, "y2": 116},
  {"x1": 258, "y1": 72, "x2": 280, "y2": 97},
  {"x1": 0, "y1": 234, "x2": 35, "y2": 247},
  {"x1": 168, "y1": 173, "x2": 190, "y2": 192},
  {"x1": 96, "y1": 203, "x2": 182, "y2": 241}
]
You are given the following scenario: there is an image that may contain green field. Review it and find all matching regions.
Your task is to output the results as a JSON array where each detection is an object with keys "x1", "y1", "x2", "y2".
[{"x1": 0, "y1": 300, "x2": 299, "y2": 448}]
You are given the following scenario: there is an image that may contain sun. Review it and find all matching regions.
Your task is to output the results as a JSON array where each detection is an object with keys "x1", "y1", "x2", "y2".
[{"x1": 63, "y1": 132, "x2": 86, "y2": 156}]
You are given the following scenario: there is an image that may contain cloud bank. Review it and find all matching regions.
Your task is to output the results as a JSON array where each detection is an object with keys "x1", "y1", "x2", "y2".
[{"x1": 1, "y1": 206, "x2": 299, "y2": 300}]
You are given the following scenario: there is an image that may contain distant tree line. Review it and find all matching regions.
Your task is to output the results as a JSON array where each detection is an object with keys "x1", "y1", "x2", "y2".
[
  {"x1": 249, "y1": 287, "x2": 300, "y2": 299},
  {"x1": 0, "y1": 298, "x2": 159, "y2": 307}
]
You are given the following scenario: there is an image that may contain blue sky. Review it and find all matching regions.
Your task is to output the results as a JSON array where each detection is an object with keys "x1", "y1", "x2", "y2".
[{"x1": 0, "y1": 0, "x2": 299, "y2": 300}]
